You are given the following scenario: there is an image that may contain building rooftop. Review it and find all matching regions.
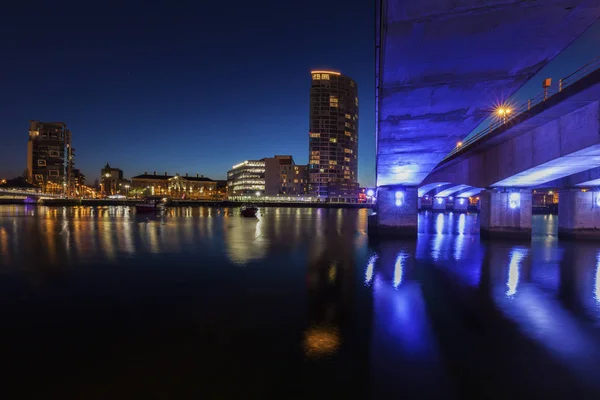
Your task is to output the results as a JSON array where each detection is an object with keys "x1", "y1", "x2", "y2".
[{"x1": 131, "y1": 173, "x2": 213, "y2": 182}]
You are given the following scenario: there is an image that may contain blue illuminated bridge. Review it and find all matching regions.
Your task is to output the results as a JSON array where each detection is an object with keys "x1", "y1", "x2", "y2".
[{"x1": 370, "y1": 0, "x2": 600, "y2": 239}]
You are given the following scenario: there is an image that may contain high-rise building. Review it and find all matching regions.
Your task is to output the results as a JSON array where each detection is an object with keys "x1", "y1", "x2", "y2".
[
  {"x1": 308, "y1": 70, "x2": 359, "y2": 202},
  {"x1": 27, "y1": 121, "x2": 75, "y2": 195}
]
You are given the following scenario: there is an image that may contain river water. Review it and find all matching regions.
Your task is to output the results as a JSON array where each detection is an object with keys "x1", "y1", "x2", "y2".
[{"x1": 1, "y1": 205, "x2": 600, "y2": 398}]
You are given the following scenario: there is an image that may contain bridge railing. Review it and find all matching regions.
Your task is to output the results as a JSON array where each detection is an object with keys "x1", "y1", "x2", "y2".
[{"x1": 442, "y1": 55, "x2": 600, "y2": 162}]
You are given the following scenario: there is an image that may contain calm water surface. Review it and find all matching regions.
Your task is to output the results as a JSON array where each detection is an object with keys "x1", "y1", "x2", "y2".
[{"x1": 1, "y1": 206, "x2": 600, "y2": 399}]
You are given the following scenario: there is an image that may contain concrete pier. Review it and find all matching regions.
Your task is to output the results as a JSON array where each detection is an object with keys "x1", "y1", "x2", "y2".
[
  {"x1": 368, "y1": 186, "x2": 418, "y2": 238},
  {"x1": 432, "y1": 197, "x2": 446, "y2": 212},
  {"x1": 453, "y1": 198, "x2": 469, "y2": 212},
  {"x1": 480, "y1": 189, "x2": 532, "y2": 239},
  {"x1": 558, "y1": 189, "x2": 600, "y2": 239}
]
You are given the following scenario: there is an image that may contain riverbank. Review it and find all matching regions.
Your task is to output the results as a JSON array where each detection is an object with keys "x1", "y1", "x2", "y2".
[{"x1": 0, "y1": 198, "x2": 373, "y2": 208}]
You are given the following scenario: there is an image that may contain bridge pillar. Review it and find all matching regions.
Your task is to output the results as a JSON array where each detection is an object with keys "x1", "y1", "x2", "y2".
[
  {"x1": 480, "y1": 189, "x2": 532, "y2": 239},
  {"x1": 453, "y1": 198, "x2": 468, "y2": 213},
  {"x1": 558, "y1": 189, "x2": 600, "y2": 239},
  {"x1": 432, "y1": 197, "x2": 446, "y2": 211},
  {"x1": 368, "y1": 186, "x2": 418, "y2": 238}
]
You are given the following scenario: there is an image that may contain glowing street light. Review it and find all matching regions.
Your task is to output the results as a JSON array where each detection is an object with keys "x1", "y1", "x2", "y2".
[
  {"x1": 457, "y1": 141, "x2": 463, "y2": 147},
  {"x1": 496, "y1": 105, "x2": 512, "y2": 124}
]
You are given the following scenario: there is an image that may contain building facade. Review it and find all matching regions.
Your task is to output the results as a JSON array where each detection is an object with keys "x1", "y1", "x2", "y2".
[
  {"x1": 130, "y1": 172, "x2": 216, "y2": 199},
  {"x1": 308, "y1": 70, "x2": 359, "y2": 202},
  {"x1": 100, "y1": 163, "x2": 126, "y2": 196},
  {"x1": 27, "y1": 121, "x2": 75, "y2": 195},
  {"x1": 227, "y1": 155, "x2": 308, "y2": 199}
]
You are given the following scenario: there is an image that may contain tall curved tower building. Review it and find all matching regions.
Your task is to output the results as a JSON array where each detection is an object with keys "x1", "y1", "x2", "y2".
[{"x1": 308, "y1": 70, "x2": 358, "y2": 202}]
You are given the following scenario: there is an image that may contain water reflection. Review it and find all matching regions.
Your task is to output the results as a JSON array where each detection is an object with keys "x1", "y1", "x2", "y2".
[
  {"x1": 2, "y1": 207, "x2": 600, "y2": 397},
  {"x1": 506, "y1": 248, "x2": 528, "y2": 296}
]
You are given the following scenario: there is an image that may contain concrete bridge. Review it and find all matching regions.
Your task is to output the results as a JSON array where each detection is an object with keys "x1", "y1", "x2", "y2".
[{"x1": 371, "y1": 0, "x2": 600, "y2": 239}]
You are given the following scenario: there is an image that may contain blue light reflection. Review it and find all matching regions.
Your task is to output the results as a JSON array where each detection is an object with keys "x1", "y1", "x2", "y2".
[
  {"x1": 507, "y1": 248, "x2": 528, "y2": 297},
  {"x1": 365, "y1": 254, "x2": 378, "y2": 286}
]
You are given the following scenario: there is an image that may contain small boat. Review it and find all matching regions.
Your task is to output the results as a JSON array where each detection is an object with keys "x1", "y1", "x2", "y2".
[
  {"x1": 240, "y1": 204, "x2": 259, "y2": 218},
  {"x1": 135, "y1": 196, "x2": 166, "y2": 213}
]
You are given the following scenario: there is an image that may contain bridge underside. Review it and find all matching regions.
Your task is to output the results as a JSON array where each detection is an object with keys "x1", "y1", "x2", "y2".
[{"x1": 377, "y1": 0, "x2": 600, "y2": 187}]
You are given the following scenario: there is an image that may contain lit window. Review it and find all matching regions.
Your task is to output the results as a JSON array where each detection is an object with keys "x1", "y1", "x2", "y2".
[
  {"x1": 319, "y1": 169, "x2": 325, "y2": 173},
  {"x1": 294, "y1": 179, "x2": 298, "y2": 183},
  {"x1": 344, "y1": 148, "x2": 352, "y2": 154},
  {"x1": 329, "y1": 160, "x2": 337, "y2": 165},
  {"x1": 330, "y1": 138, "x2": 337, "y2": 143},
  {"x1": 312, "y1": 74, "x2": 321, "y2": 80},
  {"x1": 345, "y1": 114, "x2": 351, "y2": 119},
  {"x1": 344, "y1": 157, "x2": 350, "y2": 162},
  {"x1": 321, "y1": 74, "x2": 329, "y2": 80},
  {"x1": 37, "y1": 159, "x2": 46, "y2": 166},
  {"x1": 309, "y1": 132, "x2": 320, "y2": 138},
  {"x1": 35, "y1": 174, "x2": 43, "y2": 181},
  {"x1": 311, "y1": 151, "x2": 320, "y2": 155},
  {"x1": 355, "y1": 97, "x2": 358, "y2": 106},
  {"x1": 344, "y1": 131, "x2": 351, "y2": 136},
  {"x1": 345, "y1": 122, "x2": 351, "y2": 128},
  {"x1": 329, "y1": 96, "x2": 338, "y2": 108}
]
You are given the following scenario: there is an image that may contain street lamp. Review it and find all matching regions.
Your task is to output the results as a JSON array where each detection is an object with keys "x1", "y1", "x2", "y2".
[{"x1": 496, "y1": 105, "x2": 512, "y2": 124}]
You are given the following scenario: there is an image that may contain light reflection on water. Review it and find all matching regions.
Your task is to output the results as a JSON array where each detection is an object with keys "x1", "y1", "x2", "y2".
[{"x1": 2, "y1": 207, "x2": 600, "y2": 397}]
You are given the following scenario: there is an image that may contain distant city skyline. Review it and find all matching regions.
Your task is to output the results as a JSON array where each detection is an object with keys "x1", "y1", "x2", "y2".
[{"x1": 0, "y1": 1, "x2": 376, "y2": 185}]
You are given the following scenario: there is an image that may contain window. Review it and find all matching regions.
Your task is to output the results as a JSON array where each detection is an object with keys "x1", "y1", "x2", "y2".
[
  {"x1": 310, "y1": 158, "x2": 319, "y2": 164},
  {"x1": 319, "y1": 169, "x2": 325, "y2": 173},
  {"x1": 37, "y1": 159, "x2": 46, "y2": 166},
  {"x1": 329, "y1": 96, "x2": 338, "y2": 108},
  {"x1": 309, "y1": 132, "x2": 320, "y2": 138},
  {"x1": 355, "y1": 97, "x2": 359, "y2": 106},
  {"x1": 345, "y1": 114, "x2": 351, "y2": 119},
  {"x1": 49, "y1": 150, "x2": 59, "y2": 157},
  {"x1": 344, "y1": 148, "x2": 352, "y2": 154},
  {"x1": 321, "y1": 74, "x2": 329, "y2": 80},
  {"x1": 329, "y1": 160, "x2": 337, "y2": 165},
  {"x1": 311, "y1": 151, "x2": 320, "y2": 156},
  {"x1": 35, "y1": 174, "x2": 43, "y2": 181},
  {"x1": 344, "y1": 157, "x2": 351, "y2": 162},
  {"x1": 312, "y1": 73, "x2": 321, "y2": 80},
  {"x1": 330, "y1": 138, "x2": 337, "y2": 143},
  {"x1": 345, "y1": 122, "x2": 351, "y2": 128},
  {"x1": 49, "y1": 170, "x2": 59, "y2": 176},
  {"x1": 344, "y1": 131, "x2": 351, "y2": 137}
]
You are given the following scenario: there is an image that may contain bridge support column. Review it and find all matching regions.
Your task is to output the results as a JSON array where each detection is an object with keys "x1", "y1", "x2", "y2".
[
  {"x1": 453, "y1": 198, "x2": 468, "y2": 213},
  {"x1": 558, "y1": 189, "x2": 600, "y2": 239},
  {"x1": 480, "y1": 189, "x2": 532, "y2": 239},
  {"x1": 368, "y1": 186, "x2": 418, "y2": 238},
  {"x1": 432, "y1": 197, "x2": 445, "y2": 211}
]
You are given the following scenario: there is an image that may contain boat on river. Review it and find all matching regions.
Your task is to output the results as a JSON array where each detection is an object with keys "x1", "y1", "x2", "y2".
[
  {"x1": 135, "y1": 196, "x2": 166, "y2": 213},
  {"x1": 240, "y1": 205, "x2": 259, "y2": 218}
]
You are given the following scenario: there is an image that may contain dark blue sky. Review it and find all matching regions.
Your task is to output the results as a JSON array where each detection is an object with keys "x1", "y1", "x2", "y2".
[{"x1": 0, "y1": 0, "x2": 376, "y2": 185}]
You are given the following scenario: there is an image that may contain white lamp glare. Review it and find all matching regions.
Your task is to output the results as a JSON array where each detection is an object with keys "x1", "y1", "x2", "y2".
[
  {"x1": 395, "y1": 191, "x2": 404, "y2": 206},
  {"x1": 509, "y1": 192, "x2": 520, "y2": 209}
]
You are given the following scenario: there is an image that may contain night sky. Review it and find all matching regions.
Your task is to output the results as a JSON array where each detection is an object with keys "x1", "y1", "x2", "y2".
[{"x1": 0, "y1": 0, "x2": 375, "y2": 185}]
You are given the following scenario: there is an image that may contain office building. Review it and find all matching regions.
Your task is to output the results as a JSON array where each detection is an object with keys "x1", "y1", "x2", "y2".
[
  {"x1": 308, "y1": 70, "x2": 359, "y2": 202},
  {"x1": 130, "y1": 172, "x2": 217, "y2": 199},
  {"x1": 227, "y1": 155, "x2": 308, "y2": 199},
  {"x1": 27, "y1": 121, "x2": 74, "y2": 195}
]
